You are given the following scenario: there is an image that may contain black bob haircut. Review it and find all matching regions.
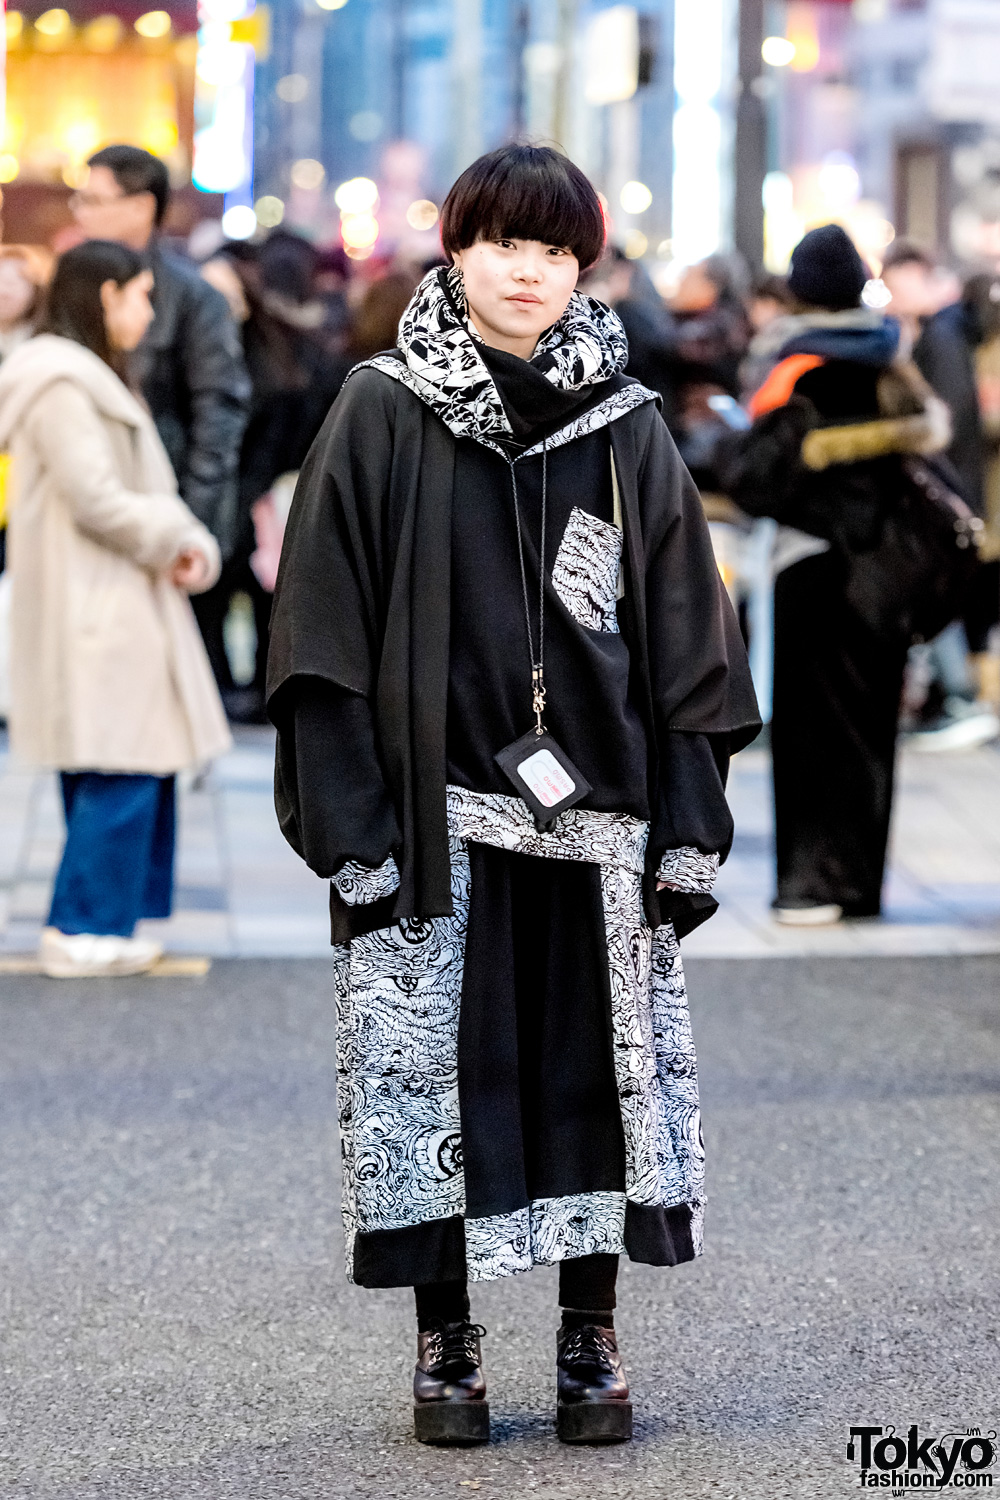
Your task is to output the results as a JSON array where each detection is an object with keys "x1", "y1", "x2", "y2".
[
  {"x1": 87, "y1": 144, "x2": 170, "y2": 227},
  {"x1": 440, "y1": 145, "x2": 606, "y2": 271}
]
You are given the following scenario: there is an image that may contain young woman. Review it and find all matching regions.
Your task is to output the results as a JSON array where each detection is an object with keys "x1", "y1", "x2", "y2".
[
  {"x1": 268, "y1": 146, "x2": 759, "y2": 1446},
  {"x1": 0, "y1": 240, "x2": 231, "y2": 978}
]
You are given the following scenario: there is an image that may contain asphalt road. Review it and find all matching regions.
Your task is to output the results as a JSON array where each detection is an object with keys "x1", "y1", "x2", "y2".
[{"x1": 2, "y1": 955, "x2": 999, "y2": 1500}]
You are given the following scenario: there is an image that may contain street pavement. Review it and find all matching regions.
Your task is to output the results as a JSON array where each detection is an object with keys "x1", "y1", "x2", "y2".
[
  {"x1": 4, "y1": 729, "x2": 1000, "y2": 960},
  {"x1": 3, "y1": 953, "x2": 999, "y2": 1499}
]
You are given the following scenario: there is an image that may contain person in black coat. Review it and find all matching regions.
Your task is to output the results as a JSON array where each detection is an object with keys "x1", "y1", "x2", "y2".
[
  {"x1": 72, "y1": 146, "x2": 251, "y2": 559},
  {"x1": 721, "y1": 224, "x2": 955, "y2": 924},
  {"x1": 193, "y1": 233, "x2": 351, "y2": 719},
  {"x1": 267, "y1": 145, "x2": 759, "y2": 1446}
]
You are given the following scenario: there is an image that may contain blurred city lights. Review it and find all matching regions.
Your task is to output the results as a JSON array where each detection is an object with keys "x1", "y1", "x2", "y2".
[
  {"x1": 276, "y1": 73, "x2": 309, "y2": 103},
  {"x1": 818, "y1": 151, "x2": 861, "y2": 211},
  {"x1": 349, "y1": 111, "x2": 382, "y2": 142},
  {"x1": 292, "y1": 158, "x2": 326, "y2": 191},
  {"x1": 620, "y1": 180, "x2": 652, "y2": 214},
  {"x1": 786, "y1": 6, "x2": 820, "y2": 72},
  {"x1": 83, "y1": 15, "x2": 123, "y2": 51},
  {"x1": 672, "y1": 0, "x2": 726, "y2": 265},
  {"x1": 0, "y1": 155, "x2": 20, "y2": 183},
  {"x1": 199, "y1": 0, "x2": 247, "y2": 20},
  {"x1": 334, "y1": 175, "x2": 377, "y2": 212},
  {"x1": 192, "y1": 0, "x2": 255, "y2": 200},
  {"x1": 862, "y1": 278, "x2": 893, "y2": 309},
  {"x1": 405, "y1": 199, "x2": 439, "y2": 231},
  {"x1": 254, "y1": 194, "x2": 285, "y2": 227},
  {"x1": 34, "y1": 9, "x2": 70, "y2": 35},
  {"x1": 134, "y1": 10, "x2": 171, "y2": 37},
  {"x1": 196, "y1": 40, "x2": 247, "y2": 87},
  {"x1": 221, "y1": 203, "x2": 257, "y2": 239},
  {"x1": 761, "y1": 36, "x2": 796, "y2": 67},
  {"x1": 583, "y1": 5, "x2": 639, "y2": 106},
  {"x1": 6, "y1": 11, "x2": 23, "y2": 40},
  {"x1": 340, "y1": 212, "x2": 379, "y2": 249},
  {"x1": 315, "y1": 0, "x2": 349, "y2": 10},
  {"x1": 624, "y1": 229, "x2": 648, "y2": 259},
  {"x1": 762, "y1": 170, "x2": 803, "y2": 274}
]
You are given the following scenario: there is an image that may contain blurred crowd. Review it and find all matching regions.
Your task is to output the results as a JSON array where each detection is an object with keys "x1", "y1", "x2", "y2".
[{"x1": 1, "y1": 142, "x2": 1000, "y2": 969}]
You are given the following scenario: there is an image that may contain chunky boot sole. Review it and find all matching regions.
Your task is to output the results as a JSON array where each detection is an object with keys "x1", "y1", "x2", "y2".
[
  {"x1": 414, "y1": 1401, "x2": 490, "y2": 1446},
  {"x1": 557, "y1": 1400, "x2": 633, "y2": 1444}
]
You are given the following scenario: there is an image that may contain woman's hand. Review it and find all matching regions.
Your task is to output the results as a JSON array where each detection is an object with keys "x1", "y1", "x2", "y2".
[{"x1": 170, "y1": 548, "x2": 212, "y2": 592}]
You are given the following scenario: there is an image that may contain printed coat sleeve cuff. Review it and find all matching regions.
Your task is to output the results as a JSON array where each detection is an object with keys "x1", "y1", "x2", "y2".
[
  {"x1": 332, "y1": 855, "x2": 400, "y2": 906},
  {"x1": 656, "y1": 847, "x2": 720, "y2": 894}
]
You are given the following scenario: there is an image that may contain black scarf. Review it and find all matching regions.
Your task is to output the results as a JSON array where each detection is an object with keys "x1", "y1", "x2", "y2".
[{"x1": 477, "y1": 341, "x2": 617, "y2": 451}]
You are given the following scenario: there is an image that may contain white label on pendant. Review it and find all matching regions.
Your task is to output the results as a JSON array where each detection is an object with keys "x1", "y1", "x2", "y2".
[{"x1": 516, "y1": 748, "x2": 576, "y2": 807}]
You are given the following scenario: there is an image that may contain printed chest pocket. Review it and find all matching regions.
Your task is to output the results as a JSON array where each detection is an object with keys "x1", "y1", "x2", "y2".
[{"x1": 550, "y1": 506, "x2": 623, "y2": 633}]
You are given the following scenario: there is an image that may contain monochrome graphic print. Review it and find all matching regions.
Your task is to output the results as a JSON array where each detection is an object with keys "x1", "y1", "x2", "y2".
[
  {"x1": 656, "y1": 846, "x2": 720, "y2": 894},
  {"x1": 338, "y1": 840, "x2": 470, "y2": 1275},
  {"x1": 333, "y1": 854, "x2": 400, "y2": 905},
  {"x1": 551, "y1": 506, "x2": 623, "y2": 632},
  {"x1": 336, "y1": 791, "x2": 706, "y2": 1282}
]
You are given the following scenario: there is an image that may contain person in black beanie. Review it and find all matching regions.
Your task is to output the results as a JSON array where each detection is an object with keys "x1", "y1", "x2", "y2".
[
  {"x1": 788, "y1": 222, "x2": 868, "y2": 311},
  {"x1": 723, "y1": 223, "x2": 955, "y2": 925}
]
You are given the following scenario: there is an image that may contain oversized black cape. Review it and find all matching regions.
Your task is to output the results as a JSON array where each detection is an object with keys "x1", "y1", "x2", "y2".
[{"x1": 267, "y1": 366, "x2": 760, "y2": 930}]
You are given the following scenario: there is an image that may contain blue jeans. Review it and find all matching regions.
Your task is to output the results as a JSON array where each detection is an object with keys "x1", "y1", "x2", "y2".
[{"x1": 48, "y1": 773, "x2": 176, "y2": 938}]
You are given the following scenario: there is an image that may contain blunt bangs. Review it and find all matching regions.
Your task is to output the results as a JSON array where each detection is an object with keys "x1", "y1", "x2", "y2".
[{"x1": 440, "y1": 145, "x2": 606, "y2": 271}]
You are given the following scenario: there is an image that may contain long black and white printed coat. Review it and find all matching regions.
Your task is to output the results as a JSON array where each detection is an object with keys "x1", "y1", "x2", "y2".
[{"x1": 267, "y1": 267, "x2": 759, "y2": 1287}]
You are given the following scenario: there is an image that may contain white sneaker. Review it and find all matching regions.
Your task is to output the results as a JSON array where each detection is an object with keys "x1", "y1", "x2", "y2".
[
  {"x1": 38, "y1": 927, "x2": 163, "y2": 978},
  {"x1": 772, "y1": 903, "x2": 844, "y2": 927},
  {"x1": 909, "y1": 699, "x2": 1000, "y2": 753}
]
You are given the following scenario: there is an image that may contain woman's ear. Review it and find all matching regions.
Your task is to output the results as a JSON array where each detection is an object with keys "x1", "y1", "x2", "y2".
[{"x1": 98, "y1": 279, "x2": 116, "y2": 320}]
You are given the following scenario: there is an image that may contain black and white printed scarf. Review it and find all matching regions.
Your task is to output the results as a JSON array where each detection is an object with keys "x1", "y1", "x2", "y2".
[{"x1": 351, "y1": 265, "x2": 652, "y2": 457}]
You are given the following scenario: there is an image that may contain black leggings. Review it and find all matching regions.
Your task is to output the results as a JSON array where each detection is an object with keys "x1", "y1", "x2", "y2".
[{"x1": 414, "y1": 1253, "x2": 619, "y2": 1329}]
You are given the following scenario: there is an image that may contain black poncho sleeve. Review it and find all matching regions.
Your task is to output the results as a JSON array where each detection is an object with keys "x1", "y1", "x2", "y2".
[
  {"x1": 267, "y1": 368, "x2": 456, "y2": 920},
  {"x1": 267, "y1": 370, "x2": 404, "y2": 879}
]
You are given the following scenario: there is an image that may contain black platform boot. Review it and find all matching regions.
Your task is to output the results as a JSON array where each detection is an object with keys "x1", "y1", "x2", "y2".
[
  {"x1": 556, "y1": 1322, "x2": 632, "y2": 1443},
  {"x1": 413, "y1": 1320, "x2": 490, "y2": 1445}
]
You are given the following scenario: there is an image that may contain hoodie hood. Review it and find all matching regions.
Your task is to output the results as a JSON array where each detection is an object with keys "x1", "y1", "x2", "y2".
[
  {"x1": 347, "y1": 265, "x2": 652, "y2": 456},
  {"x1": 0, "y1": 334, "x2": 144, "y2": 450},
  {"x1": 742, "y1": 307, "x2": 900, "y2": 401}
]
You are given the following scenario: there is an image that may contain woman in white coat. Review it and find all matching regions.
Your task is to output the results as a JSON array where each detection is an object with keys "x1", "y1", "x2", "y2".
[{"x1": 0, "y1": 240, "x2": 231, "y2": 977}]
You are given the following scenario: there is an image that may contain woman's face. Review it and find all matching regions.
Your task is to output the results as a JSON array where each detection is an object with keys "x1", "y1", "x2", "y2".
[
  {"x1": 451, "y1": 237, "x2": 579, "y2": 358},
  {"x1": 0, "y1": 258, "x2": 37, "y2": 330},
  {"x1": 100, "y1": 269, "x2": 155, "y2": 351}
]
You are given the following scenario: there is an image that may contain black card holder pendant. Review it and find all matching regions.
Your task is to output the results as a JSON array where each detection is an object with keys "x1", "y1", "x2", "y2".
[{"x1": 494, "y1": 729, "x2": 592, "y2": 833}]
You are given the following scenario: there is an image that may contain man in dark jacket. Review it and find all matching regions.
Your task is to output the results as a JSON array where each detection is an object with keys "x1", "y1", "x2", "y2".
[
  {"x1": 72, "y1": 145, "x2": 251, "y2": 561},
  {"x1": 882, "y1": 241, "x2": 984, "y2": 510}
]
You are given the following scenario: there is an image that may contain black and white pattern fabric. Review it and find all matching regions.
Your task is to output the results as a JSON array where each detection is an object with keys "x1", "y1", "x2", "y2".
[
  {"x1": 551, "y1": 505, "x2": 622, "y2": 632},
  {"x1": 332, "y1": 854, "x2": 400, "y2": 905},
  {"x1": 347, "y1": 265, "x2": 654, "y2": 461},
  {"x1": 334, "y1": 788, "x2": 706, "y2": 1283},
  {"x1": 656, "y1": 847, "x2": 720, "y2": 894}
]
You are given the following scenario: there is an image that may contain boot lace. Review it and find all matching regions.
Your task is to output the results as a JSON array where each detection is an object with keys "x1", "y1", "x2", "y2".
[
  {"x1": 559, "y1": 1324, "x2": 616, "y2": 1370},
  {"x1": 424, "y1": 1321, "x2": 486, "y2": 1373}
]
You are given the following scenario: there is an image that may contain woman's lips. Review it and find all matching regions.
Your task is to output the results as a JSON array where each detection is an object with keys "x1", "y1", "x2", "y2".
[{"x1": 508, "y1": 295, "x2": 542, "y2": 305}]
